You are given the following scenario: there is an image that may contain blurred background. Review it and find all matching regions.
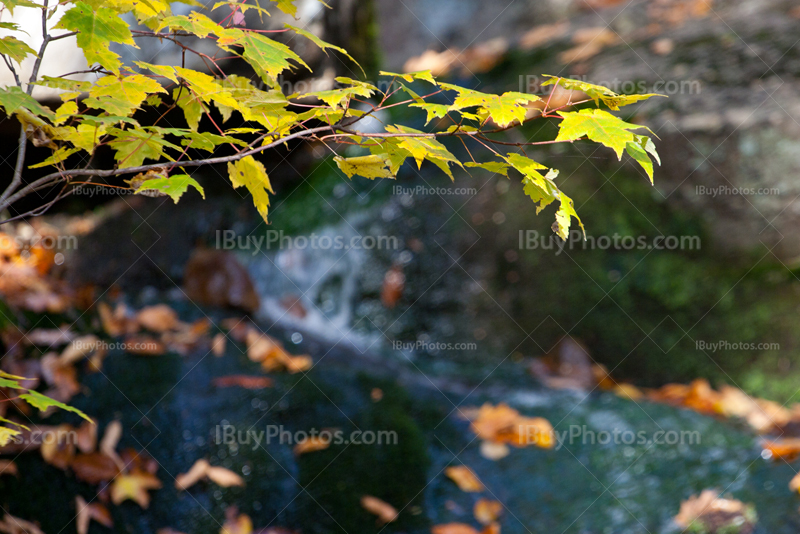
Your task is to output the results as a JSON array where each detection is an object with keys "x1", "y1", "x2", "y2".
[{"x1": 3, "y1": 0, "x2": 800, "y2": 532}]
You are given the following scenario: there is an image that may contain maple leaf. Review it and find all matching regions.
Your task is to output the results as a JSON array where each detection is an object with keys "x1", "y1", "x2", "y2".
[
  {"x1": 107, "y1": 128, "x2": 180, "y2": 168},
  {"x1": 556, "y1": 108, "x2": 651, "y2": 159},
  {"x1": 111, "y1": 470, "x2": 163, "y2": 508},
  {"x1": 229, "y1": 32, "x2": 309, "y2": 84},
  {"x1": 0, "y1": 86, "x2": 54, "y2": 120},
  {"x1": 227, "y1": 156, "x2": 274, "y2": 223},
  {"x1": 541, "y1": 75, "x2": 666, "y2": 110},
  {"x1": 19, "y1": 390, "x2": 93, "y2": 422},
  {"x1": 286, "y1": 24, "x2": 363, "y2": 75},
  {"x1": 136, "y1": 175, "x2": 205, "y2": 204},
  {"x1": 334, "y1": 154, "x2": 395, "y2": 180},
  {"x1": 76, "y1": 495, "x2": 113, "y2": 534},
  {"x1": 380, "y1": 69, "x2": 436, "y2": 84},
  {"x1": 84, "y1": 74, "x2": 166, "y2": 117},
  {"x1": 474, "y1": 499, "x2": 503, "y2": 525},
  {"x1": 441, "y1": 83, "x2": 540, "y2": 128},
  {"x1": 385, "y1": 124, "x2": 461, "y2": 179},
  {"x1": 56, "y1": 2, "x2": 137, "y2": 75},
  {"x1": 0, "y1": 36, "x2": 36, "y2": 64}
]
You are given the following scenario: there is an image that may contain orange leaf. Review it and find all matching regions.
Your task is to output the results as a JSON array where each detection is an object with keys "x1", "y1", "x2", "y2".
[
  {"x1": 360, "y1": 495, "x2": 398, "y2": 524},
  {"x1": 473, "y1": 499, "x2": 502, "y2": 525},
  {"x1": 136, "y1": 304, "x2": 179, "y2": 332},
  {"x1": 293, "y1": 436, "x2": 331, "y2": 456},
  {"x1": 444, "y1": 466, "x2": 484, "y2": 492},
  {"x1": 212, "y1": 375, "x2": 273, "y2": 389},
  {"x1": 431, "y1": 523, "x2": 480, "y2": 534}
]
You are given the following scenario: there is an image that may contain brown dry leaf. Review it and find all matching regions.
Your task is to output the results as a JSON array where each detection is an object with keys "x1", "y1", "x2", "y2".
[
  {"x1": 72, "y1": 452, "x2": 121, "y2": 484},
  {"x1": 75, "y1": 495, "x2": 113, "y2": 534},
  {"x1": 480, "y1": 523, "x2": 500, "y2": 534},
  {"x1": 100, "y1": 421, "x2": 124, "y2": 469},
  {"x1": 60, "y1": 335, "x2": 102, "y2": 366},
  {"x1": 360, "y1": 495, "x2": 398, "y2": 524},
  {"x1": 184, "y1": 249, "x2": 260, "y2": 313},
  {"x1": 110, "y1": 470, "x2": 162, "y2": 508},
  {"x1": 371, "y1": 388, "x2": 383, "y2": 402},
  {"x1": 212, "y1": 375, "x2": 273, "y2": 390},
  {"x1": 98, "y1": 302, "x2": 138, "y2": 337},
  {"x1": 75, "y1": 420, "x2": 98, "y2": 453},
  {"x1": 281, "y1": 354, "x2": 312, "y2": 374},
  {"x1": 124, "y1": 335, "x2": 166, "y2": 356},
  {"x1": 162, "y1": 318, "x2": 211, "y2": 355},
  {"x1": 0, "y1": 513, "x2": 45, "y2": 534},
  {"x1": 220, "y1": 508, "x2": 253, "y2": 534},
  {"x1": 40, "y1": 353, "x2": 81, "y2": 402},
  {"x1": 27, "y1": 327, "x2": 75, "y2": 347},
  {"x1": 381, "y1": 265, "x2": 405, "y2": 308},
  {"x1": 444, "y1": 466, "x2": 484, "y2": 492},
  {"x1": 519, "y1": 22, "x2": 570, "y2": 50},
  {"x1": 470, "y1": 404, "x2": 520, "y2": 442},
  {"x1": 41, "y1": 424, "x2": 76, "y2": 470},
  {"x1": 211, "y1": 333, "x2": 227, "y2": 357},
  {"x1": 479, "y1": 441, "x2": 509, "y2": 461},
  {"x1": 431, "y1": 523, "x2": 480, "y2": 534},
  {"x1": 293, "y1": 436, "x2": 331, "y2": 456},
  {"x1": 136, "y1": 305, "x2": 179, "y2": 332},
  {"x1": 673, "y1": 489, "x2": 755, "y2": 531},
  {"x1": 0, "y1": 460, "x2": 17, "y2": 477},
  {"x1": 175, "y1": 459, "x2": 211, "y2": 490},
  {"x1": 473, "y1": 499, "x2": 502, "y2": 525},
  {"x1": 206, "y1": 466, "x2": 245, "y2": 487},
  {"x1": 245, "y1": 329, "x2": 312, "y2": 374}
]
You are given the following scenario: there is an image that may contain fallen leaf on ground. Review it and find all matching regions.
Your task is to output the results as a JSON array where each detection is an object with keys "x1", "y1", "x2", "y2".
[
  {"x1": 98, "y1": 302, "x2": 138, "y2": 337},
  {"x1": 72, "y1": 453, "x2": 121, "y2": 484},
  {"x1": 75, "y1": 495, "x2": 113, "y2": 534},
  {"x1": 211, "y1": 333, "x2": 226, "y2": 356},
  {"x1": 75, "y1": 420, "x2": 97, "y2": 453},
  {"x1": 136, "y1": 305, "x2": 179, "y2": 332},
  {"x1": 212, "y1": 375, "x2": 273, "y2": 390},
  {"x1": 123, "y1": 335, "x2": 166, "y2": 356},
  {"x1": 761, "y1": 438, "x2": 800, "y2": 462},
  {"x1": 293, "y1": 436, "x2": 331, "y2": 456},
  {"x1": 110, "y1": 470, "x2": 162, "y2": 508},
  {"x1": 0, "y1": 513, "x2": 45, "y2": 534},
  {"x1": 474, "y1": 499, "x2": 503, "y2": 525},
  {"x1": 673, "y1": 489, "x2": 756, "y2": 532},
  {"x1": 789, "y1": 471, "x2": 800, "y2": 492},
  {"x1": 431, "y1": 523, "x2": 480, "y2": 534},
  {"x1": 360, "y1": 495, "x2": 398, "y2": 524},
  {"x1": 381, "y1": 265, "x2": 404, "y2": 308},
  {"x1": 445, "y1": 466, "x2": 484, "y2": 492},
  {"x1": 60, "y1": 335, "x2": 102, "y2": 366},
  {"x1": 220, "y1": 508, "x2": 253, "y2": 534},
  {"x1": 184, "y1": 249, "x2": 260, "y2": 312},
  {"x1": 100, "y1": 420, "x2": 123, "y2": 467},
  {"x1": 0, "y1": 460, "x2": 17, "y2": 477},
  {"x1": 469, "y1": 403, "x2": 554, "y2": 449},
  {"x1": 27, "y1": 327, "x2": 75, "y2": 347},
  {"x1": 479, "y1": 441, "x2": 509, "y2": 460},
  {"x1": 175, "y1": 459, "x2": 245, "y2": 490},
  {"x1": 40, "y1": 424, "x2": 76, "y2": 470}
]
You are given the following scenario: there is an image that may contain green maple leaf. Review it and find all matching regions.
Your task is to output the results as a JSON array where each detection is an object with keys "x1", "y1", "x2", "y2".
[
  {"x1": 56, "y1": 2, "x2": 137, "y2": 75},
  {"x1": 0, "y1": 86, "x2": 54, "y2": 120},
  {"x1": 465, "y1": 161, "x2": 510, "y2": 176},
  {"x1": 230, "y1": 32, "x2": 309, "y2": 85},
  {"x1": 335, "y1": 154, "x2": 395, "y2": 180},
  {"x1": 228, "y1": 156, "x2": 274, "y2": 222},
  {"x1": 441, "y1": 83, "x2": 540, "y2": 128},
  {"x1": 136, "y1": 174, "x2": 205, "y2": 203},
  {"x1": 0, "y1": 0, "x2": 39, "y2": 15},
  {"x1": 0, "y1": 36, "x2": 36, "y2": 64},
  {"x1": 541, "y1": 76, "x2": 666, "y2": 111},
  {"x1": 380, "y1": 70, "x2": 436, "y2": 85},
  {"x1": 108, "y1": 127, "x2": 179, "y2": 168},
  {"x1": 85, "y1": 73, "x2": 166, "y2": 117},
  {"x1": 556, "y1": 108, "x2": 651, "y2": 159},
  {"x1": 409, "y1": 103, "x2": 451, "y2": 125},
  {"x1": 19, "y1": 390, "x2": 93, "y2": 422},
  {"x1": 286, "y1": 24, "x2": 363, "y2": 75},
  {"x1": 386, "y1": 124, "x2": 461, "y2": 179}
]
